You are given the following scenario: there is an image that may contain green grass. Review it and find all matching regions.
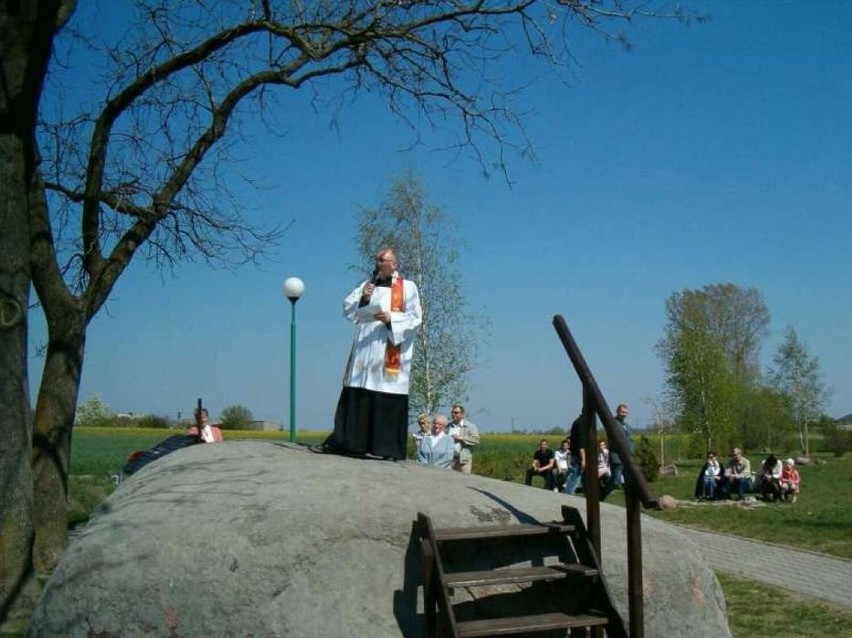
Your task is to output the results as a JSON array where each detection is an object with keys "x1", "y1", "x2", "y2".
[{"x1": 718, "y1": 572, "x2": 852, "y2": 638}]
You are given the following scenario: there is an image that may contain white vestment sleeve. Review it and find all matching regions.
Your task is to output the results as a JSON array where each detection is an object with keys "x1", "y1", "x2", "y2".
[{"x1": 343, "y1": 281, "x2": 370, "y2": 323}]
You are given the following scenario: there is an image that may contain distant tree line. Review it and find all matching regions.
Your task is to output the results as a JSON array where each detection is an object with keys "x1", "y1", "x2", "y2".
[{"x1": 74, "y1": 397, "x2": 255, "y2": 431}]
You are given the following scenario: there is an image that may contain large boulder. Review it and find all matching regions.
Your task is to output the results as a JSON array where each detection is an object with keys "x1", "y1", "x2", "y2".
[{"x1": 31, "y1": 441, "x2": 731, "y2": 637}]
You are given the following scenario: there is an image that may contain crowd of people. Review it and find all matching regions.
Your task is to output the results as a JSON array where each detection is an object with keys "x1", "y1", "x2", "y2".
[
  {"x1": 517, "y1": 404, "x2": 630, "y2": 500},
  {"x1": 693, "y1": 448, "x2": 801, "y2": 503},
  {"x1": 415, "y1": 402, "x2": 635, "y2": 501}
]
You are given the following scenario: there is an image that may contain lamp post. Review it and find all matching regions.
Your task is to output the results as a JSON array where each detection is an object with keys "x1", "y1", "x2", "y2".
[{"x1": 282, "y1": 277, "x2": 305, "y2": 443}]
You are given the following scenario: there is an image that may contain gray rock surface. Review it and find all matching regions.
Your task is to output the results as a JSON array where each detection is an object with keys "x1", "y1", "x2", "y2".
[{"x1": 31, "y1": 441, "x2": 732, "y2": 637}]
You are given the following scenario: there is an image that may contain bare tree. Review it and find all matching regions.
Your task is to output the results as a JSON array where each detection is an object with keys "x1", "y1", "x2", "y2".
[
  {"x1": 0, "y1": 0, "x2": 696, "y2": 623},
  {"x1": 353, "y1": 170, "x2": 485, "y2": 417}
]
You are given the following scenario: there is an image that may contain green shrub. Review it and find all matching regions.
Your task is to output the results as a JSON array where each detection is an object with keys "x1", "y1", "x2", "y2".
[
  {"x1": 821, "y1": 421, "x2": 850, "y2": 457},
  {"x1": 634, "y1": 435, "x2": 659, "y2": 482},
  {"x1": 137, "y1": 414, "x2": 173, "y2": 429},
  {"x1": 220, "y1": 404, "x2": 254, "y2": 430},
  {"x1": 112, "y1": 415, "x2": 137, "y2": 428}
]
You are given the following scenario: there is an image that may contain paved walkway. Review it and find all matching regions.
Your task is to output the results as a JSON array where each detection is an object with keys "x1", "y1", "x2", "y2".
[{"x1": 673, "y1": 524, "x2": 852, "y2": 609}]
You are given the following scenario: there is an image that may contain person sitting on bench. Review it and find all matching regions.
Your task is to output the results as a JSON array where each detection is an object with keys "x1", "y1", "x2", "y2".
[
  {"x1": 779, "y1": 458, "x2": 801, "y2": 502},
  {"x1": 525, "y1": 439, "x2": 557, "y2": 490}
]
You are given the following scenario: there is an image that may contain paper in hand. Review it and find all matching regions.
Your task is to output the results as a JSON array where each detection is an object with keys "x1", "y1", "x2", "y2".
[{"x1": 355, "y1": 303, "x2": 383, "y2": 321}]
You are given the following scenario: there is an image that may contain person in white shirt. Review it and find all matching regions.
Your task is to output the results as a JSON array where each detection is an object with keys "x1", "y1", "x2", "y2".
[
  {"x1": 694, "y1": 451, "x2": 723, "y2": 500},
  {"x1": 554, "y1": 439, "x2": 570, "y2": 491}
]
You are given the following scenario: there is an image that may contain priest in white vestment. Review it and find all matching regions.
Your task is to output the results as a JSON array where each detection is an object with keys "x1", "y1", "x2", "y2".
[{"x1": 318, "y1": 247, "x2": 422, "y2": 460}]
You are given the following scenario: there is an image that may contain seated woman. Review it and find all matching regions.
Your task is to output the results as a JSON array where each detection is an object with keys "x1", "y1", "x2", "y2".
[
  {"x1": 187, "y1": 408, "x2": 223, "y2": 443},
  {"x1": 693, "y1": 451, "x2": 723, "y2": 500},
  {"x1": 779, "y1": 458, "x2": 801, "y2": 503},
  {"x1": 758, "y1": 454, "x2": 782, "y2": 501}
]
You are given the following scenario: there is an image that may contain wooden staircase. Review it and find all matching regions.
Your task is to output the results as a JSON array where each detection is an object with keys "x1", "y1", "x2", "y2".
[{"x1": 418, "y1": 505, "x2": 626, "y2": 638}]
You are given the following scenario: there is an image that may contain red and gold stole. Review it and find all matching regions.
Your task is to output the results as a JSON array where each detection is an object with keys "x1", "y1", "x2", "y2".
[{"x1": 384, "y1": 276, "x2": 405, "y2": 375}]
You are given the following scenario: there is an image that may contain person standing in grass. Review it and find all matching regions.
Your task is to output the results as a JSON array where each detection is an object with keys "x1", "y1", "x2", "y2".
[
  {"x1": 447, "y1": 404, "x2": 480, "y2": 474},
  {"x1": 413, "y1": 414, "x2": 430, "y2": 453}
]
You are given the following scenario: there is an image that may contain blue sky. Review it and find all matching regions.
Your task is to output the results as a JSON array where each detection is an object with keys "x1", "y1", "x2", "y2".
[{"x1": 29, "y1": 1, "x2": 851, "y2": 432}]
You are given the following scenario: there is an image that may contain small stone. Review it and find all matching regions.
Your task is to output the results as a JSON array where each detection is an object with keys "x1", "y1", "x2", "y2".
[{"x1": 657, "y1": 494, "x2": 678, "y2": 510}]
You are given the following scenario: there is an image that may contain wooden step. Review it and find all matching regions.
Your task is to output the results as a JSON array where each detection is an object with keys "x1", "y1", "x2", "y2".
[
  {"x1": 434, "y1": 523, "x2": 575, "y2": 542},
  {"x1": 445, "y1": 564, "x2": 598, "y2": 588},
  {"x1": 456, "y1": 612, "x2": 609, "y2": 637}
]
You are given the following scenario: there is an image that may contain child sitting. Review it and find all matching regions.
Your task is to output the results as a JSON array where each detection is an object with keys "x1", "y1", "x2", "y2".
[{"x1": 779, "y1": 458, "x2": 801, "y2": 503}]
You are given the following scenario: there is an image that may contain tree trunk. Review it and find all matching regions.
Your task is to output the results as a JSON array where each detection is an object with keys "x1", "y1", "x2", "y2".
[
  {"x1": 0, "y1": 134, "x2": 38, "y2": 630},
  {"x1": 1, "y1": 0, "x2": 70, "y2": 626},
  {"x1": 31, "y1": 313, "x2": 86, "y2": 575}
]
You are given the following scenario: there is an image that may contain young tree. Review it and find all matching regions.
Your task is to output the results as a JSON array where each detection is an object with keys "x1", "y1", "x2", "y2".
[
  {"x1": 219, "y1": 404, "x2": 254, "y2": 430},
  {"x1": 698, "y1": 283, "x2": 771, "y2": 382},
  {"x1": 353, "y1": 170, "x2": 483, "y2": 417},
  {"x1": 656, "y1": 283, "x2": 770, "y2": 453},
  {"x1": 770, "y1": 326, "x2": 829, "y2": 457},
  {"x1": 74, "y1": 394, "x2": 113, "y2": 427},
  {"x1": 737, "y1": 384, "x2": 795, "y2": 451},
  {"x1": 657, "y1": 283, "x2": 769, "y2": 452},
  {"x1": 0, "y1": 0, "x2": 697, "y2": 621},
  {"x1": 661, "y1": 324, "x2": 739, "y2": 454}
]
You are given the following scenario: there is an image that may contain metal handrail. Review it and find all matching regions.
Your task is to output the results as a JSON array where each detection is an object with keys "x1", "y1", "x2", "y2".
[{"x1": 552, "y1": 314, "x2": 659, "y2": 638}]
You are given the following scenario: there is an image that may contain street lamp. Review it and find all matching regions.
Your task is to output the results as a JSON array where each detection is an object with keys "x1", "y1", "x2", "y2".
[{"x1": 282, "y1": 277, "x2": 305, "y2": 443}]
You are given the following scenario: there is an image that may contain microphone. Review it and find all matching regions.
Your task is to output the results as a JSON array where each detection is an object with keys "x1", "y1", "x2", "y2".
[{"x1": 360, "y1": 269, "x2": 379, "y2": 306}]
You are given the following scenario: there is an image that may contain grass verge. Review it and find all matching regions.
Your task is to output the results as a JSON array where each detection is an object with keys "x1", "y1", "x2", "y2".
[{"x1": 718, "y1": 572, "x2": 852, "y2": 638}]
